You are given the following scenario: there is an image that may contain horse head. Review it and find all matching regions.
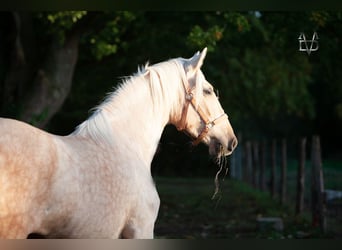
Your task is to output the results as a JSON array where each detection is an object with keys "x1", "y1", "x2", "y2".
[{"x1": 176, "y1": 48, "x2": 238, "y2": 158}]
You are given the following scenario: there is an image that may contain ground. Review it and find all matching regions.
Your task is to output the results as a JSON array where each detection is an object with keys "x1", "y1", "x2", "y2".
[{"x1": 154, "y1": 177, "x2": 340, "y2": 239}]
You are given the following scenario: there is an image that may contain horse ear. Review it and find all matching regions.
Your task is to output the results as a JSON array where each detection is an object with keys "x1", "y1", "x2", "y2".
[{"x1": 185, "y1": 47, "x2": 207, "y2": 74}]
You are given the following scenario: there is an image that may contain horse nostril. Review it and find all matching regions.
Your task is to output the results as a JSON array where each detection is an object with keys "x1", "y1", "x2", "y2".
[{"x1": 228, "y1": 137, "x2": 238, "y2": 152}]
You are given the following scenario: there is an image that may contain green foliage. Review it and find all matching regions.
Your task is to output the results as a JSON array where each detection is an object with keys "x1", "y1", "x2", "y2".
[
  {"x1": 36, "y1": 11, "x2": 87, "y2": 43},
  {"x1": 310, "y1": 11, "x2": 330, "y2": 28},
  {"x1": 186, "y1": 12, "x2": 251, "y2": 52},
  {"x1": 45, "y1": 11, "x2": 87, "y2": 27},
  {"x1": 226, "y1": 48, "x2": 314, "y2": 120},
  {"x1": 83, "y1": 12, "x2": 137, "y2": 60},
  {"x1": 223, "y1": 12, "x2": 251, "y2": 33},
  {"x1": 34, "y1": 11, "x2": 136, "y2": 60},
  {"x1": 187, "y1": 25, "x2": 224, "y2": 52}
]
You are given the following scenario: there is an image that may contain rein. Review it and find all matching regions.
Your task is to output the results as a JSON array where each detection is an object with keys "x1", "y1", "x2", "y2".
[{"x1": 176, "y1": 72, "x2": 227, "y2": 146}]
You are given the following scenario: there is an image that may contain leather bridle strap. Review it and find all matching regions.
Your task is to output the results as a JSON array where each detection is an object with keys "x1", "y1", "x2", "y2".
[
  {"x1": 176, "y1": 86, "x2": 227, "y2": 146},
  {"x1": 151, "y1": 64, "x2": 227, "y2": 145},
  {"x1": 177, "y1": 89, "x2": 194, "y2": 131},
  {"x1": 192, "y1": 112, "x2": 227, "y2": 146}
]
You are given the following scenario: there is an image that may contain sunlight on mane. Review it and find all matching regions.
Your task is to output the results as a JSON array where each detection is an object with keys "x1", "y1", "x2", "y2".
[{"x1": 72, "y1": 58, "x2": 204, "y2": 144}]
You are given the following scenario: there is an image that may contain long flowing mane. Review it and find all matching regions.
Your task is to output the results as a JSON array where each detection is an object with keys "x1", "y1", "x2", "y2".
[{"x1": 72, "y1": 58, "x2": 203, "y2": 144}]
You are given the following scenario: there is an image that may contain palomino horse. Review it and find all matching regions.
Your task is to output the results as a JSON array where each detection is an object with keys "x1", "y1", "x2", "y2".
[{"x1": 0, "y1": 48, "x2": 237, "y2": 238}]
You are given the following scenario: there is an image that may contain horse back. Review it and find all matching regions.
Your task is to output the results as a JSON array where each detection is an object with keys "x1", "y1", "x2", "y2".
[{"x1": 0, "y1": 118, "x2": 58, "y2": 238}]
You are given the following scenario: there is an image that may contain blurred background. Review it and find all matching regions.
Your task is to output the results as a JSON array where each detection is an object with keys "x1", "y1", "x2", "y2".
[{"x1": 0, "y1": 11, "x2": 341, "y2": 238}]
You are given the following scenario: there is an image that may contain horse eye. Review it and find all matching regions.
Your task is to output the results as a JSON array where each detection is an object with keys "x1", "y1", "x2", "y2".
[{"x1": 203, "y1": 89, "x2": 212, "y2": 95}]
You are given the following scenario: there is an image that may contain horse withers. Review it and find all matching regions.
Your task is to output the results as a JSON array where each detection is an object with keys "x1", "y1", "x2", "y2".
[{"x1": 0, "y1": 48, "x2": 237, "y2": 238}]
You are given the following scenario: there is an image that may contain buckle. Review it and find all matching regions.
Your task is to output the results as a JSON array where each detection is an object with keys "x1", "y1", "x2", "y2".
[
  {"x1": 185, "y1": 92, "x2": 193, "y2": 101},
  {"x1": 206, "y1": 122, "x2": 214, "y2": 129}
]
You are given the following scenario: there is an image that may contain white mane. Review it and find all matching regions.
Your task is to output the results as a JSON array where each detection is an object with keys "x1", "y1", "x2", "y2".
[{"x1": 72, "y1": 58, "x2": 204, "y2": 144}]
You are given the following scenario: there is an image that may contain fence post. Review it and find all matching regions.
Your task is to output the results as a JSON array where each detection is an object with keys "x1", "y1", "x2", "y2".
[
  {"x1": 296, "y1": 137, "x2": 306, "y2": 215},
  {"x1": 243, "y1": 141, "x2": 252, "y2": 184},
  {"x1": 236, "y1": 133, "x2": 243, "y2": 180},
  {"x1": 260, "y1": 139, "x2": 266, "y2": 191},
  {"x1": 230, "y1": 145, "x2": 236, "y2": 179},
  {"x1": 280, "y1": 138, "x2": 287, "y2": 204},
  {"x1": 245, "y1": 141, "x2": 252, "y2": 185},
  {"x1": 270, "y1": 139, "x2": 277, "y2": 199},
  {"x1": 311, "y1": 135, "x2": 326, "y2": 232},
  {"x1": 252, "y1": 141, "x2": 259, "y2": 188}
]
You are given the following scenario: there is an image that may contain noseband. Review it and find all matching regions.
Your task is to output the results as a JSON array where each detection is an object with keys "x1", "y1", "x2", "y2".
[{"x1": 176, "y1": 76, "x2": 227, "y2": 146}]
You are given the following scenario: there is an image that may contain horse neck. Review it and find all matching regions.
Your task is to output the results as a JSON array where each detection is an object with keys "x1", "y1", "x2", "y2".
[{"x1": 73, "y1": 66, "x2": 185, "y2": 170}]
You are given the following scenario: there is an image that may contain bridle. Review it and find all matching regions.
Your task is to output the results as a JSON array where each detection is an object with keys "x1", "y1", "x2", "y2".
[{"x1": 176, "y1": 72, "x2": 227, "y2": 146}]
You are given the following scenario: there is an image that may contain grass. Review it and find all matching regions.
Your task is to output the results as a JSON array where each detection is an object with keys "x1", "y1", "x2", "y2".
[{"x1": 153, "y1": 177, "x2": 338, "y2": 239}]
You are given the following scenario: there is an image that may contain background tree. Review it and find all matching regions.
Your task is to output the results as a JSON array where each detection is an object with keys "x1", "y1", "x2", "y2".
[{"x1": 0, "y1": 11, "x2": 133, "y2": 127}]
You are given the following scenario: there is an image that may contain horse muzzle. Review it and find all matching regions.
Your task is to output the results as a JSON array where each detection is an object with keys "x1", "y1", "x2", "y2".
[
  {"x1": 209, "y1": 136, "x2": 238, "y2": 157},
  {"x1": 226, "y1": 136, "x2": 238, "y2": 155}
]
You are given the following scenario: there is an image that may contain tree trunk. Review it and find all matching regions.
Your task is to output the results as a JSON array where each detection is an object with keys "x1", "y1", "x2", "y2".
[
  {"x1": 270, "y1": 139, "x2": 277, "y2": 199},
  {"x1": 296, "y1": 137, "x2": 306, "y2": 215},
  {"x1": 311, "y1": 135, "x2": 326, "y2": 232},
  {"x1": 280, "y1": 138, "x2": 287, "y2": 205},
  {"x1": 252, "y1": 141, "x2": 259, "y2": 188},
  {"x1": 1, "y1": 12, "x2": 36, "y2": 112},
  {"x1": 244, "y1": 141, "x2": 252, "y2": 184},
  {"x1": 2, "y1": 12, "x2": 99, "y2": 128},
  {"x1": 19, "y1": 33, "x2": 80, "y2": 128},
  {"x1": 259, "y1": 139, "x2": 266, "y2": 191}
]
